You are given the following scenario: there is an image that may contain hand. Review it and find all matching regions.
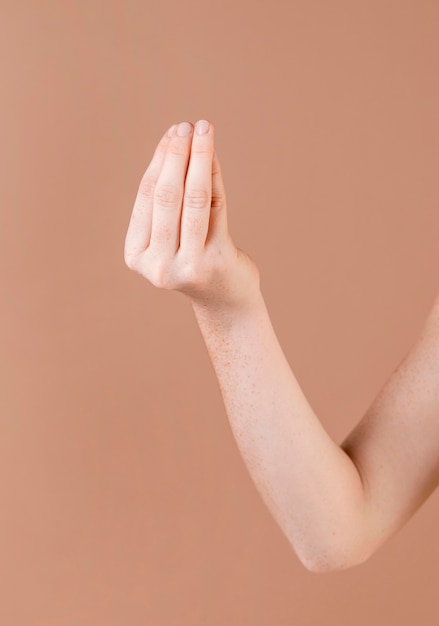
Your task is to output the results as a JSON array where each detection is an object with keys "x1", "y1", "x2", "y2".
[{"x1": 124, "y1": 120, "x2": 261, "y2": 313}]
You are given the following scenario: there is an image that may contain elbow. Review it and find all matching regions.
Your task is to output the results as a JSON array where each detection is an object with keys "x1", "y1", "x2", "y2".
[{"x1": 297, "y1": 540, "x2": 372, "y2": 574}]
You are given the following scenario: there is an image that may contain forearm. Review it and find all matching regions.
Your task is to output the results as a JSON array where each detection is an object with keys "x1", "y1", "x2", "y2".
[{"x1": 191, "y1": 289, "x2": 369, "y2": 573}]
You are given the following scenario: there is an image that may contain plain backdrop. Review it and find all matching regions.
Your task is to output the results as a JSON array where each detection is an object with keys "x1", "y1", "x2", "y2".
[{"x1": 0, "y1": 1, "x2": 438, "y2": 624}]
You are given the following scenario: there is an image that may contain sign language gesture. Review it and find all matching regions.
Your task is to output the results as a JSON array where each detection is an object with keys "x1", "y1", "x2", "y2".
[{"x1": 124, "y1": 120, "x2": 261, "y2": 313}]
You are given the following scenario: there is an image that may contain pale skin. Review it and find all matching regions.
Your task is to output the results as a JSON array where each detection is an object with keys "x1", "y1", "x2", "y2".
[{"x1": 124, "y1": 119, "x2": 439, "y2": 573}]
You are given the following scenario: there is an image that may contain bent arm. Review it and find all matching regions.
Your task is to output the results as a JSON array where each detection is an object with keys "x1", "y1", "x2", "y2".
[
  {"x1": 340, "y1": 293, "x2": 439, "y2": 561},
  {"x1": 191, "y1": 291, "x2": 439, "y2": 573},
  {"x1": 191, "y1": 290, "x2": 369, "y2": 573}
]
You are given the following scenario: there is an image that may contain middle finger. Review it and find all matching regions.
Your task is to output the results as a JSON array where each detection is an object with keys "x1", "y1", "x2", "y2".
[{"x1": 149, "y1": 121, "x2": 193, "y2": 256}]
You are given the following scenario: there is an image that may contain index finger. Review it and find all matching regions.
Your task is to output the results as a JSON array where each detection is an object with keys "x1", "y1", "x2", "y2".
[{"x1": 124, "y1": 124, "x2": 176, "y2": 264}]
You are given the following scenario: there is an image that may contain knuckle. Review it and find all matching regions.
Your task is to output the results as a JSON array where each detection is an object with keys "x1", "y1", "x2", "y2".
[
  {"x1": 155, "y1": 143, "x2": 167, "y2": 158},
  {"x1": 138, "y1": 176, "x2": 156, "y2": 199},
  {"x1": 191, "y1": 144, "x2": 214, "y2": 157},
  {"x1": 155, "y1": 183, "x2": 181, "y2": 208},
  {"x1": 178, "y1": 259, "x2": 202, "y2": 286},
  {"x1": 183, "y1": 186, "x2": 210, "y2": 210},
  {"x1": 167, "y1": 142, "x2": 187, "y2": 157},
  {"x1": 149, "y1": 260, "x2": 174, "y2": 289},
  {"x1": 211, "y1": 192, "x2": 225, "y2": 211}
]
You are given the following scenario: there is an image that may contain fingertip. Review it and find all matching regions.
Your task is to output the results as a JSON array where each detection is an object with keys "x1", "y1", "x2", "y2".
[
  {"x1": 195, "y1": 119, "x2": 213, "y2": 136},
  {"x1": 166, "y1": 123, "x2": 177, "y2": 138}
]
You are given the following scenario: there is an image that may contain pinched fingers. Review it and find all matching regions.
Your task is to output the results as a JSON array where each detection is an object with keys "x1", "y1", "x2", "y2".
[{"x1": 124, "y1": 119, "x2": 230, "y2": 296}]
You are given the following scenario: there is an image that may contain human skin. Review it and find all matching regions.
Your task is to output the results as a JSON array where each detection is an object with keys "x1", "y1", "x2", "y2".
[{"x1": 124, "y1": 119, "x2": 439, "y2": 573}]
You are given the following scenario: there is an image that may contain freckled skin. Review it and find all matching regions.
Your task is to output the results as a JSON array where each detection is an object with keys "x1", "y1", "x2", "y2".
[{"x1": 124, "y1": 120, "x2": 439, "y2": 573}]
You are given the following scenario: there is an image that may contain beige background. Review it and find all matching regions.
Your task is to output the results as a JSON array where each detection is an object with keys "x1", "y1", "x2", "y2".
[{"x1": 1, "y1": 1, "x2": 438, "y2": 624}]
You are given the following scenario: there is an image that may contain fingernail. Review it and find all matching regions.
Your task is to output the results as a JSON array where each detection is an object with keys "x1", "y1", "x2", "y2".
[
  {"x1": 196, "y1": 120, "x2": 210, "y2": 135},
  {"x1": 177, "y1": 122, "x2": 193, "y2": 137},
  {"x1": 167, "y1": 124, "x2": 177, "y2": 137}
]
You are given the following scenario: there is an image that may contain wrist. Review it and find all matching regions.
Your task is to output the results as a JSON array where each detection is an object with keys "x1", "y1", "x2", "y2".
[{"x1": 189, "y1": 287, "x2": 265, "y2": 331}]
